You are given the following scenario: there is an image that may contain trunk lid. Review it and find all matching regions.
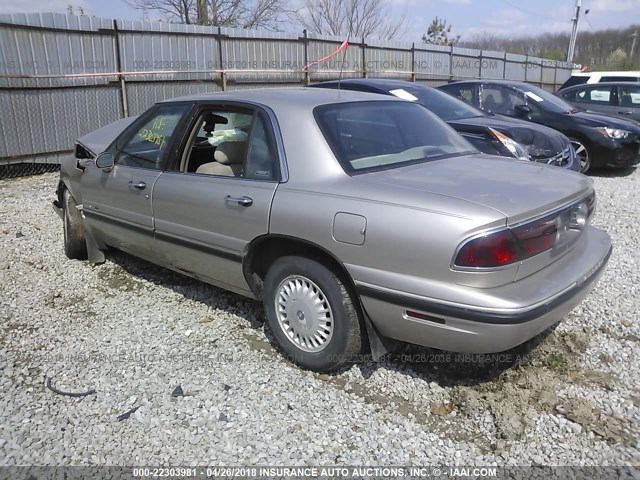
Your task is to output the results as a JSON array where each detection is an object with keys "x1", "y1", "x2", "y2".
[{"x1": 355, "y1": 153, "x2": 592, "y2": 225}]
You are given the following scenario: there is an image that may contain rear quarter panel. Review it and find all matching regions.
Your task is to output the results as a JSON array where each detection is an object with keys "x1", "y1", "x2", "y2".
[{"x1": 268, "y1": 181, "x2": 518, "y2": 300}]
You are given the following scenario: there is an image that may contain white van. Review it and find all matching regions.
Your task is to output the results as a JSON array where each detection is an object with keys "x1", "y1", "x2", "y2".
[{"x1": 559, "y1": 71, "x2": 640, "y2": 90}]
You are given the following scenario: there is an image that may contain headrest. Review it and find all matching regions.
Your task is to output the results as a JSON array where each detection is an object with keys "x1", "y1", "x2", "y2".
[{"x1": 214, "y1": 141, "x2": 246, "y2": 165}]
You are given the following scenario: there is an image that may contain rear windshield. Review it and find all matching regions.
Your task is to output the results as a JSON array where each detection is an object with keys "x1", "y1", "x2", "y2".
[
  {"x1": 520, "y1": 84, "x2": 577, "y2": 113},
  {"x1": 560, "y1": 76, "x2": 588, "y2": 90},
  {"x1": 386, "y1": 85, "x2": 486, "y2": 121},
  {"x1": 314, "y1": 101, "x2": 476, "y2": 174}
]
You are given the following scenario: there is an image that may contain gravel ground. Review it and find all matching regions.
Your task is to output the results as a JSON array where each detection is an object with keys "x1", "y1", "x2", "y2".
[{"x1": 0, "y1": 170, "x2": 638, "y2": 467}]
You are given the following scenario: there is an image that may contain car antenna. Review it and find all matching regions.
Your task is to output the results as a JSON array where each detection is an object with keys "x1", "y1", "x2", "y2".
[
  {"x1": 301, "y1": 38, "x2": 349, "y2": 92},
  {"x1": 337, "y1": 37, "x2": 350, "y2": 96}
]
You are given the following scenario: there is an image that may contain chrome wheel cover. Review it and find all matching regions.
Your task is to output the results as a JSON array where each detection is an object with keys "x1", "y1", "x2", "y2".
[{"x1": 275, "y1": 275, "x2": 334, "y2": 353}]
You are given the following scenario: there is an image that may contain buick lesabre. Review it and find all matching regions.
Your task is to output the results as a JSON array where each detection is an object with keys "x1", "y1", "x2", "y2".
[{"x1": 54, "y1": 88, "x2": 612, "y2": 372}]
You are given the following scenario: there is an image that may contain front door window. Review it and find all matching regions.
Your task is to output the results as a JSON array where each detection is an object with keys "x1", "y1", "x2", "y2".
[
  {"x1": 481, "y1": 86, "x2": 522, "y2": 116},
  {"x1": 116, "y1": 105, "x2": 189, "y2": 170},
  {"x1": 574, "y1": 86, "x2": 613, "y2": 106}
]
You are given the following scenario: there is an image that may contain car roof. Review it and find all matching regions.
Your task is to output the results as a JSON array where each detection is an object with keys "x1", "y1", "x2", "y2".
[
  {"x1": 446, "y1": 79, "x2": 532, "y2": 89},
  {"x1": 568, "y1": 71, "x2": 640, "y2": 78},
  {"x1": 560, "y1": 81, "x2": 640, "y2": 90},
  {"x1": 160, "y1": 87, "x2": 398, "y2": 109},
  {"x1": 313, "y1": 78, "x2": 426, "y2": 89}
]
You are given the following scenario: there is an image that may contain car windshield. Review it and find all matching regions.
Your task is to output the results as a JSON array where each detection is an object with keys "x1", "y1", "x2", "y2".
[
  {"x1": 519, "y1": 84, "x2": 577, "y2": 113},
  {"x1": 385, "y1": 85, "x2": 486, "y2": 121},
  {"x1": 314, "y1": 101, "x2": 477, "y2": 174}
]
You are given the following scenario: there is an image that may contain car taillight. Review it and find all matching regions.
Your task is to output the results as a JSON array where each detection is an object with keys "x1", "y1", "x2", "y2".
[
  {"x1": 455, "y1": 230, "x2": 520, "y2": 267},
  {"x1": 511, "y1": 214, "x2": 558, "y2": 259},
  {"x1": 453, "y1": 194, "x2": 595, "y2": 269}
]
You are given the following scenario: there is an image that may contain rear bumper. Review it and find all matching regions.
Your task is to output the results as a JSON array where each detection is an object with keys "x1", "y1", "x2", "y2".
[{"x1": 356, "y1": 227, "x2": 612, "y2": 353}]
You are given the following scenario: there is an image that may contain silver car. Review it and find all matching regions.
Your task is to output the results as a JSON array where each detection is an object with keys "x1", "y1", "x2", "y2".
[{"x1": 54, "y1": 88, "x2": 612, "y2": 372}]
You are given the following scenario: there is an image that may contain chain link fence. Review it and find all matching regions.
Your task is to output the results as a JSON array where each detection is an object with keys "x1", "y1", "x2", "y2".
[{"x1": 0, "y1": 163, "x2": 60, "y2": 180}]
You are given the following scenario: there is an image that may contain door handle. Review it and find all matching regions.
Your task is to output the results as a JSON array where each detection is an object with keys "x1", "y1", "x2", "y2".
[
  {"x1": 617, "y1": 111, "x2": 633, "y2": 115},
  {"x1": 129, "y1": 181, "x2": 146, "y2": 190},
  {"x1": 225, "y1": 195, "x2": 253, "y2": 207}
]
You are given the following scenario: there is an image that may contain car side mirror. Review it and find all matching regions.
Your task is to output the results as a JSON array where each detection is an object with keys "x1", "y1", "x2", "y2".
[
  {"x1": 514, "y1": 104, "x2": 531, "y2": 116},
  {"x1": 95, "y1": 152, "x2": 115, "y2": 170}
]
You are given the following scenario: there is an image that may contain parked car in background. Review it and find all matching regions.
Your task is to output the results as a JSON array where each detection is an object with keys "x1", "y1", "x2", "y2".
[
  {"x1": 558, "y1": 71, "x2": 640, "y2": 91},
  {"x1": 557, "y1": 82, "x2": 640, "y2": 123},
  {"x1": 54, "y1": 88, "x2": 611, "y2": 372},
  {"x1": 439, "y1": 80, "x2": 640, "y2": 173},
  {"x1": 309, "y1": 79, "x2": 577, "y2": 170}
]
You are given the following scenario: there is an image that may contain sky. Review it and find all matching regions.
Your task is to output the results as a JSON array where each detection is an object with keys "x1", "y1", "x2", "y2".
[{"x1": 0, "y1": 0, "x2": 638, "y2": 42}]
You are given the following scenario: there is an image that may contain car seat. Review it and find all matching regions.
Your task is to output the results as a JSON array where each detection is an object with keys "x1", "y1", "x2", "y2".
[
  {"x1": 484, "y1": 94, "x2": 497, "y2": 111},
  {"x1": 196, "y1": 141, "x2": 246, "y2": 176}
]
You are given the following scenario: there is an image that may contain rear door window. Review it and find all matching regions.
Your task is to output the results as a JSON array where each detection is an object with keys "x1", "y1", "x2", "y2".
[
  {"x1": 182, "y1": 110, "x2": 252, "y2": 176},
  {"x1": 619, "y1": 85, "x2": 640, "y2": 106},
  {"x1": 180, "y1": 107, "x2": 278, "y2": 181}
]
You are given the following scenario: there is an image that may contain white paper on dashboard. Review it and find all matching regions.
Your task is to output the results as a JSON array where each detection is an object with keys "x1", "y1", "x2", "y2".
[
  {"x1": 390, "y1": 89, "x2": 419, "y2": 102},
  {"x1": 524, "y1": 91, "x2": 544, "y2": 102}
]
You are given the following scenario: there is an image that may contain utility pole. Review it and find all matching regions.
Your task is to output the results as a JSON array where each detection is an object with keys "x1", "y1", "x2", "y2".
[
  {"x1": 566, "y1": 0, "x2": 582, "y2": 63},
  {"x1": 631, "y1": 30, "x2": 638, "y2": 63}
]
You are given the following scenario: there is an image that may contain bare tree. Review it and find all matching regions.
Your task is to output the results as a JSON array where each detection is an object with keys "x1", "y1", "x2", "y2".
[
  {"x1": 298, "y1": 0, "x2": 405, "y2": 40},
  {"x1": 126, "y1": 0, "x2": 195, "y2": 23},
  {"x1": 461, "y1": 33, "x2": 503, "y2": 51},
  {"x1": 127, "y1": 0, "x2": 291, "y2": 29}
]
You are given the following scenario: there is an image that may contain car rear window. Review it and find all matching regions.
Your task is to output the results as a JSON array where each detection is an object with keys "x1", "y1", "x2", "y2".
[
  {"x1": 387, "y1": 85, "x2": 485, "y2": 121},
  {"x1": 314, "y1": 101, "x2": 476, "y2": 174},
  {"x1": 559, "y1": 76, "x2": 588, "y2": 90}
]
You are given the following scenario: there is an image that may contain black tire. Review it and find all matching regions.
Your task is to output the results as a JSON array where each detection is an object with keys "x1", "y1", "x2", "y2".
[
  {"x1": 569, "y1": 137, "x2": 592, "y2": 173},
  {"x1": 63, "y1": 189, "x2": 88, "y2": 260},
  {"x1": 263, "y1": 256, "x2": 363, "y2": 372}
]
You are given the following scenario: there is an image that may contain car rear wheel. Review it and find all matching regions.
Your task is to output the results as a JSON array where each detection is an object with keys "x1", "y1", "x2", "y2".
[
  {"x1": 63, "y1": 190, "x2": 88, "y2": 260},
  {"x1": 569, "y1": 137, "x2": 592, "y2": 173},
  {"x1": 263, "y1": 256, "x2": 363, "y2": 372}
]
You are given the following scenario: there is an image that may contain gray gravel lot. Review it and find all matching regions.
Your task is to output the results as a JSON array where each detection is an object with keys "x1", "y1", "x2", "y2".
[{"x1": 0, "y1": 170, "x2": 638, "y2": 467}]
